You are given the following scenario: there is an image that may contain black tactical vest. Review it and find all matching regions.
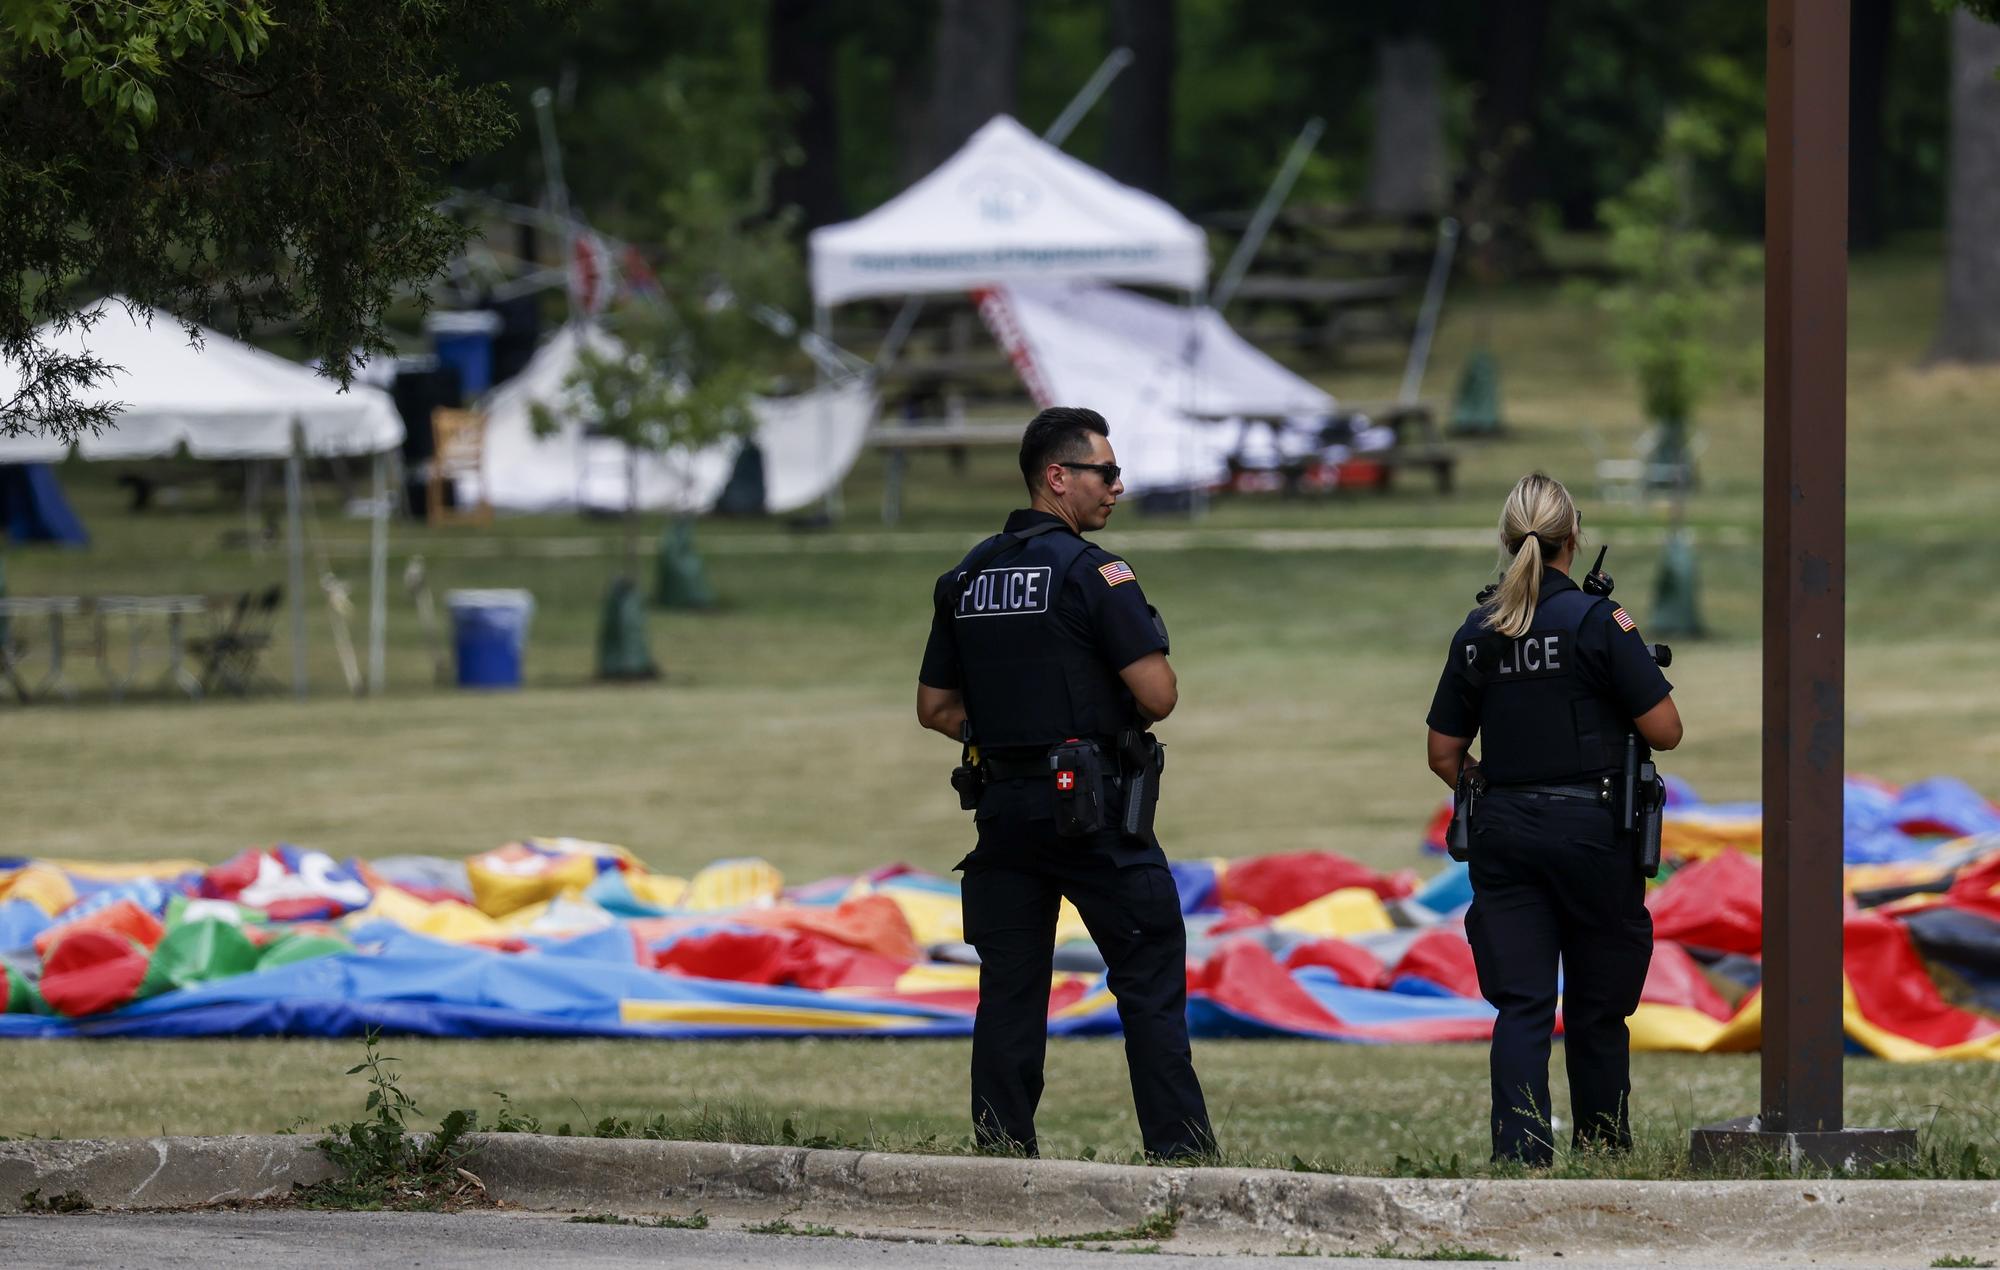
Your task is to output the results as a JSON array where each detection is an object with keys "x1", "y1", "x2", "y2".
[
  {"x1": 942, "y1": 526, "x2": 1138, "y2": 750},
  {"x1": 1465, "y1": 585, "x2": 1627, "y2": 785}
]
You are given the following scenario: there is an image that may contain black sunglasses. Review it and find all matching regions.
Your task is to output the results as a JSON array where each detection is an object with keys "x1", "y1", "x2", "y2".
[{"x1": 1059, "y1": 461, "x2": 1122, "y2": 485}]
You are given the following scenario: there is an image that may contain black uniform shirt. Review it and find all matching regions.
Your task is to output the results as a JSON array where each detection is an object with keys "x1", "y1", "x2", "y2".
[
  {"x1": 918, "y1": 509, "x2": 1167, "y2": 693},
  {"x1": 1425, "y1": 569, "x2": 1672, "y2": 740}
]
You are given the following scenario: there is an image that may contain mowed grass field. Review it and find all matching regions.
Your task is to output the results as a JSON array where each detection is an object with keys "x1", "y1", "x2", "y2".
[{"x1": 2, "y1": 247, "x2": 1998, "y2": 1165}]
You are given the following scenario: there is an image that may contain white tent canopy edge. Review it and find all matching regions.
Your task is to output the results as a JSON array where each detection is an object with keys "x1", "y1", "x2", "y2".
[{"x1": 0, "y1": 298, "x2": 405, "y2": 697}]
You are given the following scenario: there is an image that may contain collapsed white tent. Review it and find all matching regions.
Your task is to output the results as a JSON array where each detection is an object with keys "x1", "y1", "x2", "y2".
[
  {"x1": 976, "y1": 283, "x2": 1339, "y2": 494},
  {"x1": 0, "y1": 299, "x2": 404, "y2": 696},
  {"x1": 478, "y1": 324, "x2": 876, "y2": 514},
  {"x1": 809, "y1": 115, "x2": 1208, "y2": 305}
]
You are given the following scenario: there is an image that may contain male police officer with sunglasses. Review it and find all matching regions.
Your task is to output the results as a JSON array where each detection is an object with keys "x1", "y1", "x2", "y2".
[{"x1": 916, "y1": 406, "x2": 1214, "y2": 1162}]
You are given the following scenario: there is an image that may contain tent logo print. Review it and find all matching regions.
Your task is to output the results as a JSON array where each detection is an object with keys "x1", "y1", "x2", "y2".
[{"x1": 963, "y1": 169, "x2": 1040, "y2": 224}]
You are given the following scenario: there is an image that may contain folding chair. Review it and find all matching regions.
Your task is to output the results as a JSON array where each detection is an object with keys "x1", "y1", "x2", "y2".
[
  {"x1": 190, "y1": 584, "x2": 283, "y2": 695},
  {"x1": 428, "y1": 407, "x2": 493, "y2": 527}
]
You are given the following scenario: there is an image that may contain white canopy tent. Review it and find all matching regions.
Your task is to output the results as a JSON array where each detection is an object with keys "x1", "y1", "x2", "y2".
[
  {"x1": 477, "y1": 324, "x2": 877, "y2": 515},
  {"x1": 0, "y1": 299, "x2": 405, "y2": 695},
  {"x1": 808, "y1": 113, "x2": 1219, "y2": 506},
  {"x1": 976, "y1": 283, "x2": 1338, "y2": 494},
  {"x1": 809, "y1": 115, "x2": 1209, "y2": 304}
]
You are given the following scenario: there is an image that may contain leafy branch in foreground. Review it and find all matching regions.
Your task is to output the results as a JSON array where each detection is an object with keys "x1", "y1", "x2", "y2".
[{"x1": 0, "y1": 1, "x2": 561, "y2": 442}]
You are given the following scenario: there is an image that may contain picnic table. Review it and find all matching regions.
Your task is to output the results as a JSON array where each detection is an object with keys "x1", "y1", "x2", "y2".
[
  {"x1": 864, "y1": 417, "x2": 1027, "y2": 525},
  {"x1": 0, "y1": 589, "x2": 279, "y2": 703}
]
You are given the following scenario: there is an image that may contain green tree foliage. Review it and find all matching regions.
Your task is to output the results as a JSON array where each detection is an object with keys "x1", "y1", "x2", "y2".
[
  {"x1": 1595, "y1": 112, "x2": 1759, "y2": 426},
  {"x1": 531, "y1": 67, "x2": 799, "y2": 550},
  {"x1": 1, "y1": 1, "x2": 547, "y2": 442}
]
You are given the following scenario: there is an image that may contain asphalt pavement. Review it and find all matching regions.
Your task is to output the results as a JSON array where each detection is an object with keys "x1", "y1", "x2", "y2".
[{"x1": 0, "y1": 1210, "x2": 1969, "y2": 1268}]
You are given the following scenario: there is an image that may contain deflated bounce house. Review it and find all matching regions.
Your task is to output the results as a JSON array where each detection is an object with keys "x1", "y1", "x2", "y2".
[{"x1": 4, "y1": 774, "x2": 2000, "y2": 1059}]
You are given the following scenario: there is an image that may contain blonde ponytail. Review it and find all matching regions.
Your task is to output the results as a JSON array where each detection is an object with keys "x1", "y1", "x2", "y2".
[{"x1": 1480, "y1": 472, "x2": 1579, "y2": 638}]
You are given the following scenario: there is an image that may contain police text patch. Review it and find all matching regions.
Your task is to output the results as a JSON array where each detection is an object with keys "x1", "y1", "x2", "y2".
[
  {"x1": 1470, "y1": 631, "x2": 1565, "y2": 680},
  {"x1": 955, "y1": 566, "x2": 1053, "y2": 618},
  {"x1": 1097, "y1": 560, "x2": 1135, "y2": 587}
]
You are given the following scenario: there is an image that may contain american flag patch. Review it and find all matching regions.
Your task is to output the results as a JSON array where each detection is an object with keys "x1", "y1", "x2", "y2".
[
  {"x1": 1613, "y1": 606, "x2": 1637, "y2": 633},
  {"x1": 1097, "y1": 560, "x2": 1136, "y2": 587}
]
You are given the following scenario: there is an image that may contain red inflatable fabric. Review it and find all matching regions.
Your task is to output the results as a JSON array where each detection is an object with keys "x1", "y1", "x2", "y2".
[
  {"x1": 1284, "y1": 938, "x2": 1388, "y2": 989},
  {"x1": 1192, "y1": 940, "x2": 1347, "y2": 1035},
  {"x1": 1843, "y1": 911, "x2": 2000, "y2": 1050},
  {"x1": 656, "y1": 928, "x2": 912, "y2": 991},
  {"x1": 1390, "y1": 927, "x2": 1483, "y2": 998},
  {"x1": 1207, "y1": 901, "x2": 1274, "y2": 936},
  {"x1": 732, "y1": 896, "x2": 921, "y2": 962},
  {"x1": 1218, "y1": 851, "x2": 1419, "y2": 917},
  {"x1": 32, "y1": 899, "x2": 164, "y2": 959},
  {"x1": 1639, "y1": 939, "x2": 1734, "y2": 1019},
  {"x1": 1942, "y1": 852, "x2": 2000, "y2": 922},
  {"x1": 40, "y1": 929, "x2": 150, "y2": 1017},
  {"x1": 1647, "y1": 850, "x2": 1764, "y2": 954}
]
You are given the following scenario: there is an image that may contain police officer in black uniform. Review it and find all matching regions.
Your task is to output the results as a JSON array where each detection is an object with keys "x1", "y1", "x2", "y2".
[
  {"x1": 916, "y1": 406, "x2": 1214, "y2": 1162},
  {"x1": 1424, "y1": 472, "x2": 1683, "y2": 1166}
]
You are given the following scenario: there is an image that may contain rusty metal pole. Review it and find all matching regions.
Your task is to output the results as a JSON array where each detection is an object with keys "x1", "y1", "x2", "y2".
[
  {"x1": 1760, "y1": 0, "x2": 1850, "y2": 1137},
  {"x1": 1690, "y1": 0, "x2": 1913, "y2": 1171}
]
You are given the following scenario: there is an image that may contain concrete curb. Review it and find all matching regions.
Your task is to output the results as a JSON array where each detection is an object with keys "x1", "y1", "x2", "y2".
[
  {"x1": 0, "y1": 1136, "x2": 334, "y2": 1210},
  {"x1": 6, "y1": 1133, "x2": 2000, "y2": 1258}
]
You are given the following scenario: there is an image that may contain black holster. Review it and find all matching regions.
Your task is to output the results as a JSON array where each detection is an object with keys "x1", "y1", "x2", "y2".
[
  {"x1": 950, "y1": 725, "x2": 985, "y2": 811},
  {"x1": 1116, "y1": 727, "x2": 1165, "y2": 843},
  {"x1": 1618, "y1": 733, "x2": 1666, "y2": 878},
  {"x1": 1447, "y1": 764, "x2": 1483, "y2": 862},
  {"x1": 1048, "y1": 738, "x2": 1111, "y2": 837}
]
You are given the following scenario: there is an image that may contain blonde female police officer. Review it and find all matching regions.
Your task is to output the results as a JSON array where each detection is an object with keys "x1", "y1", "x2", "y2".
[
  {"x1": 916, "y1": 406, "x2": 1214, "y2": 1163},
  {"x1": 1425, "y1": 473, "x2": 1683, "y2": 1166}
]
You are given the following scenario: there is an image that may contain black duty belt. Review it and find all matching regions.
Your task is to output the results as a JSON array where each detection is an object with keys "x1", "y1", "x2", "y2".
[
  {"x1": 1487, "y1": 781, "x2": 1610, "y2": 802},
  {"x1": 984, "y1": 755, "x2": 1051, "y2": 781}
]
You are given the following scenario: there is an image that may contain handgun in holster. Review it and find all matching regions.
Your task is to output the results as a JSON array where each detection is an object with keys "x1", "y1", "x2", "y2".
[
  {"x1": 1447, "y1": 763, "x2": 1484, "y2": 862},
  {"x1": 1115, "y1": 727, "x2": 1165, "y2": 843},
  {"x1": 950, "y1": 722, "x2": 986, "y2": 812},
  {"x1": 1619, "y1": 732, "x2": 1666, "y2": 878}
]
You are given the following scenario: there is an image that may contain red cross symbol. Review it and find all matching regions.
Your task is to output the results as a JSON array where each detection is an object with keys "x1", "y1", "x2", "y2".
[{"x1": 1055, "y1": 770, "x2": 1075, "y2": 791}]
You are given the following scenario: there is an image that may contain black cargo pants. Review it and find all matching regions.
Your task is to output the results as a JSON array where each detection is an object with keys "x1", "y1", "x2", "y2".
[
  {"x1": 957, "y1": 775, "x2": 1214, "y2": 1161},
  {"x1": 1464, "y1": 789, "x2": 1654, "y2": 1166}
]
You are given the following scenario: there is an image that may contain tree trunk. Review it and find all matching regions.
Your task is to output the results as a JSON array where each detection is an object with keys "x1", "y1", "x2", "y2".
[
  {"x1": 921, "y1": 0, "x2": 1022, "y2": 172},
  {"x1": 1366, "y1": 36, "x2": 1447, "y2": 217},
  {"x1": 1934, "y1": 10, "x2": 2000, "y2": 363},
  {"x1": 1106, "y1": 0, "x2": 1175, "y2": 198},
  {"x1": 1459, "y1": 0, "x2": 1551, "y2": 279},
  {"x1": 768, "y1": 0, "x2": 846, "y2": 230},
  {"x1": 1847, "y1": 0, "x2": 1893, "y2": 251}
]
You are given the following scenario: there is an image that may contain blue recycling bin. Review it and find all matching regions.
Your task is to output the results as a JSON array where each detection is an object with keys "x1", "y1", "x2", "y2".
[
  {"x1": 425, "y1": 310, "x2": 503, "y2": 399},
  {"x1": 445, "y1": 589, "x2": 534, "y2": 689}
]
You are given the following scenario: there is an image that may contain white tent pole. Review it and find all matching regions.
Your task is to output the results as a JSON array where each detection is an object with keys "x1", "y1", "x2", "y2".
[
  {"x1": 368, "y1": 450, "x2": 388, "y2": 696},
  {"x1": 1044, "y1": 46, "x2": 1134, "y2": 147},
  {"x1": 286, "y1": 422, "x2": 308, "y2": 698},
  {"x1": 531, "y1": 87, "x2": 579, "y2": 328},
  {"x1": 1213, "y1": 117, "x2": 1325, "y2": 312},
  {"x1": 1398, "y1": 216, "x2": 1461, "y2": 406},
  {"x1": 874, "y1": 48, "x2": 1135, "y2": 373},
  {"x1": 815, "y1": 303, "x2": 840, "y2": 520}
]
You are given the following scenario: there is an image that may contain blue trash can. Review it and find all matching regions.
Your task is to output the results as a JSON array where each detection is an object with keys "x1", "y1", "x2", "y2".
[
  {"x1": 445, "y1": 589, "x2": 534, "y2": 689},
  {"x1": 425, "y1": 310, "x2": 504, "y2": 399}
]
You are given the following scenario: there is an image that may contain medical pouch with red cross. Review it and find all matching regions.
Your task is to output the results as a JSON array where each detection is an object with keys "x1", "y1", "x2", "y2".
[{"x1": 1047, "y1": 737, "x2": 1110, "y2": 838}]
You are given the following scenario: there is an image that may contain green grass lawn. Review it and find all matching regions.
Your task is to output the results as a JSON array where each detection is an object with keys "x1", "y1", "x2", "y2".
[
  {"x1": 7, "y1": 1037, "x2": 1998, "y2": 1179},
  {"x1": 2, "y1": 247, "x2": 1997, "y2": 1165}
]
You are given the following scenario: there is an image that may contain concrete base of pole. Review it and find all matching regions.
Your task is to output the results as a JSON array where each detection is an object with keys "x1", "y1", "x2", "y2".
[{"x1": 1690, "y1": 1117, "x2": 1916, "y2": 1174}]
